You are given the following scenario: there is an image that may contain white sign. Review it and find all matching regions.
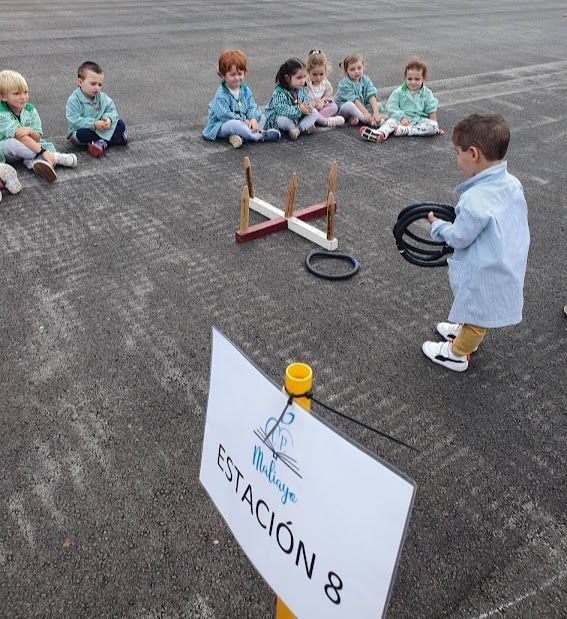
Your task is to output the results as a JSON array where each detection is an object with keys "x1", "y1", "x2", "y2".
[{"x1": 200, "y1": 329, "x2": 415, "y2": 619}]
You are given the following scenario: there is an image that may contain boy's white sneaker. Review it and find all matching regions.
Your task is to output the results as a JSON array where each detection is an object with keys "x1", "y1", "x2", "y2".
[
  {"x1": 0, "y1": 163, "x2": 22, "y2": 194},
  {"x1": 436, "y1": 322, "x2": 462, "y2": 342},
  {"x1": 55, "y1": 152, "x2": 78, "y2": 167},
  {"x1": 436, "y1": 321, "x2": 479, "y2": 351},
  {"x1": 228, "y1": 134, "x2": 243, "y2": 149},
  {"x1": 422, "y1": 340, "x2": 469, "y2": 372}
]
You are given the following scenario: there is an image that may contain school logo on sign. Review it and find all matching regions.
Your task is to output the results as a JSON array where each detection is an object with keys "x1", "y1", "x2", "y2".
[{"x1": 252, "y1": 406, "x2": 301, "y2": 505}]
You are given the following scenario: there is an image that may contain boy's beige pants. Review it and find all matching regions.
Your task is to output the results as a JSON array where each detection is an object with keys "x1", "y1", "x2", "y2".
[{"x1": 452, "y1": 324, "x2": 488, "y2": 356}]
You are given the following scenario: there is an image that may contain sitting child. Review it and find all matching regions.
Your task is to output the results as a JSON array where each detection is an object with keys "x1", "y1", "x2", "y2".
[
  {"x1": 66, "y1": 61, "x2": 128, "y2": 157},
  {"x1": 203, "y1": 50, "x2": 280, "y2": 148},
  {"x1": 264, "y1": 57, "x2": 319, "y2": 140},
  {"x1": 422, "y1": 113, "x2": 530, "y2": 372},
  {"x1": 0, "y1": 70, "x2": 77, "y2": 182},
  {"x1": 334, "y1": 53, "x2": 385, "y2": 127},
  {"x1": 0, "y1": 162, "x2": 22, "y2": 202},
  {"x1": 305, "y1": 49, "x2": 344, "y2": 127},
  {"x1": 361, "y1": 58, "x2": 444, "y2": 142}
]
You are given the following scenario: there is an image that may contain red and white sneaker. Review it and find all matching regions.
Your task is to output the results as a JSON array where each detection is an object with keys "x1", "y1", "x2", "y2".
[{"x1": 422, "y1": 340, "x2": 469, "y2": 372}]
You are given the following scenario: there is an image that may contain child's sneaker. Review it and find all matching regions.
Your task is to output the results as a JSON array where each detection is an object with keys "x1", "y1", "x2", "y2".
[
  {"x1": 88, "y1": 139, "x2": 108, "y2": 157},
  {"x1": 288, "y1": 127, "x2": 300, "y2": 140},
  {"x1": 120, "y1": 132, "x2": 128, "y2": 145},
  {"x1": 359, "y1": 126, "x2": 385, "y2": 143},
  {"x1": 228, "y1": 134, "x2": 243, "y2": 149},
  {"x1": 306, "y1": 125, "x2": 317, "y2": 135},
  {"x1": 436, "y1": 322, "x2": 461, "y2": 341},
  {"x1": 349, "y1": 116, "x2": 359, "y2": 126},
  {"x1": 55, "y1": 153, "x2": 78, "y2": 168},
  {"x1": 32, "y1": 158, "x2": 57, "y2": 182},
  {"x1": 0, "y1": 163, "x2": 22, "y2": 194},
  {"x1": 326, "y1": 116, "x2": 345, "y2": 128},
  {"x1": 260, "y1": 129, "x2": 281, "y2": 142},
  {"x1": 436, "y1": 322, "x2": 479, "y2": 351},
  {"x1": 422, "y1": 340, "x2": 469, "y2": 372}
]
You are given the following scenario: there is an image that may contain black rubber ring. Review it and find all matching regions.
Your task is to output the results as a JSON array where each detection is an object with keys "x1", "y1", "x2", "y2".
[{"x1": 305, "y1": 249, "x2": 360, "y2": 280}]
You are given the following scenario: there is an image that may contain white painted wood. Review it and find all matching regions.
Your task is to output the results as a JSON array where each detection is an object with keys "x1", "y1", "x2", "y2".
[
  {"x1": 288, "y1": 218, "x2": 338, "y2": 250},
  {"x1": 248, "y1": 196, "x2": 338, "y2": 250}
]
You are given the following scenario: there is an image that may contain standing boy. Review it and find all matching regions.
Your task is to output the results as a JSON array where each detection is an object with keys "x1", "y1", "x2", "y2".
[
  {"x1": 0, "y1": 70, "x2": 77, "y2": 182},
  {"x1": 66, "y1": 61, "x2": 128, "y2": 157},
  {"x1": 422, "y1": 113, "x2": 530, "y2": 372}
]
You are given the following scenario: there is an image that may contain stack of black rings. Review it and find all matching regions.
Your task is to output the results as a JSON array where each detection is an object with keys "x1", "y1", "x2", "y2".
[{"x1": 392, "y1": 202, "x2": 456, "y2": 267}]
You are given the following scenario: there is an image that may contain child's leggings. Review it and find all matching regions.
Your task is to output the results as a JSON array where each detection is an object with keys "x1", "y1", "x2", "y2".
[
  {"x1": 2, "y1": 139, "x2": 57, "y2": 169},
  {"x1": 315, "y1": 101, "x2": 339, "y2": 125},
  {"x1": 75, "y1": 119, "x2": 127, "y2": 145},
  {"x1": 217, "y1": 115, "x2": 267, "y2": 142},
  {"x1": 338, "y1": 101, "x2": 384, "y2": 126},
  {"x1": 276, "y1": 109, "x2": 318, "y2": 133},
  {"x1": 452, "y1": 324, "x2": 488, "y2": 356},
  {"x1": 379, "y1": 117, "x2": 439, "y2": 137}
]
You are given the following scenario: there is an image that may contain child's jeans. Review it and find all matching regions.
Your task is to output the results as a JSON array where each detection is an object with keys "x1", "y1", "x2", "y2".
[
  {"x1": 380, "y1": 117, "x2": 439, "y2": 137},
  {"x1": 217, "y1": 115, "x2": 267, "y2": 142},
  {"x1": 75, "y1": 119, "x2": 127, "y2": 145},
  {"x1": 276, "y1": 109, "x2": 318, "y2": 133},
  {"x1": 315, "y1": 101, "x2": 339, "y2": 125},
  {"x1": 3, "y1": 139, "x2": 45, "y2": 169},
  {"x1": 452, "y1": 324, "x2": 488, "y2": 356}
]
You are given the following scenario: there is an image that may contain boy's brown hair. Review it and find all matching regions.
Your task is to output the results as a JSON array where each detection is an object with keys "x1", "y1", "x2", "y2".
[
  {"x1": 78, "y1": 61, "x2": 103, "y2": 79},
  {"x1": 452, "y1": 113, "x2": 510, "y2": 161},
  {"x1": 218, "y1": 50, "x2": 247, "y2": 76},
  {"x1": 404, "y1": 57, "x2": 428, "y2": 80}
]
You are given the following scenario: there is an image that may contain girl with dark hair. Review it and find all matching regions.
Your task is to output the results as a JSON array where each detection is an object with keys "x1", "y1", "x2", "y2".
[{"x1": 264, "y1": 58, "x2": 319, "y2": 140}]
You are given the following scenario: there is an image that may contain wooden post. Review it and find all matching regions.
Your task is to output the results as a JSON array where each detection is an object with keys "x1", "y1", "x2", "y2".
[
  {"x1": 284, "y1": 173, "x2": 297, "y2": 219},
  {"x1": 275, "y1": 363, "x2": 313, "y2": 619},
  {"x1": 326, "y1": 160, "x2": 337, "y2": 205},
  {"x1": 239, "y1": 186, "x2": 250, "y2": 233},
  {"x1": 326, "y1": 191, "x2": 335, "y2": 241},
  {"x1": 244, "y1": 156, "x2": 255, "y2": 199}
]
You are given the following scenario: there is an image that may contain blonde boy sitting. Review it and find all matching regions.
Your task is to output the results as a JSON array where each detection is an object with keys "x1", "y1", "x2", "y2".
[{"x1": 0, "y1": 70, "x2": 76, "y2": 182}]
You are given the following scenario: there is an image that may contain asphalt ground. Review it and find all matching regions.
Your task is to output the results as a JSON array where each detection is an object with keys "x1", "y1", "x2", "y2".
[{"x1": 1, "y1": 1, "x2": 566, "y2": 618}]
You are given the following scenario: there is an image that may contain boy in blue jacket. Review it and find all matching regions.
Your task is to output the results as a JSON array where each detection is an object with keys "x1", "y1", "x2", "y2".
[
  {"x1": 423, "y1": 113, "x2": 530, "y2": 372},
  {"x1": 66, "y1": 62, "x2": 127, "y2": 157},
  {"x1": 203, "y1": 50, "x2": 280, "y2": 149}
]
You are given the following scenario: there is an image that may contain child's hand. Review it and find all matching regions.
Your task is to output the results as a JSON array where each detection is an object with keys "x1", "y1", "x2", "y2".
[
  {"x1": 427, "y1": 211, "x2": 437, "y2": 224},
  {"x1": 313, "y1": 99, "x2": 325, "y2": 111},
  {"x1": 299, "y1": 102, "x2": 312, "y2": 115},
  {"x1": 371, "y1": 112, "x2": 383, "y2": 124},
  {"x1": 436, "y1": 127, "x2": 446, "y2": 136},
  {"x1": 363, "y1": 112, "x2": 373, "y2": 124},
  {"x1": 15, "y1": 127, "x2": 32, "y2": 139},
  {"x1": 247, "y1": 118, "x2": 259, "y2": 133},
  {"x1": 400, "y1": 117, "x2": 411, "y2": 126}
]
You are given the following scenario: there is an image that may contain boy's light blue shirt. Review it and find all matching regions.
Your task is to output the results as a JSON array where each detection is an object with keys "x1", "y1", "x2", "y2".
[
  {"x1": 335, "y1": 75, "x2": 379, "y2": 112},
  {"x1": 431, "y1": 162, "x2": 530, "y2": 328},
  {"x1": 202, "y1": 82, "x2": 262, "y2": 140},
  {"x1": 386, "y1": 83, "x2": 438, "y2": 123},
  {"x1": 66, "y1": 87, "x2": 119, "y2": 142}
]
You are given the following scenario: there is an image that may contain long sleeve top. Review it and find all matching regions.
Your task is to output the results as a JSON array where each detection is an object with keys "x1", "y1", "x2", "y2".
[
  {"x1": 264, "y1": 85, "x2": 311, "y2": 129},
  {"x1": 386, "y1": 83, "x2": 438, "y2": 123},
  {"x1": 431, "y1": 162, "x2": 530, "y2": 327},
  {"x1": 66, "y1": 87, "x2": 119, "y2": 142},
  {"x1": 0, "y1": 101, "x2": 55, "y2": 163},
  {"x1": 334, "y1": 75, "x2": 379, "y2": 112},
  {"x1": 202, "y1": 82, "x2": 263, "y2": 140}
]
